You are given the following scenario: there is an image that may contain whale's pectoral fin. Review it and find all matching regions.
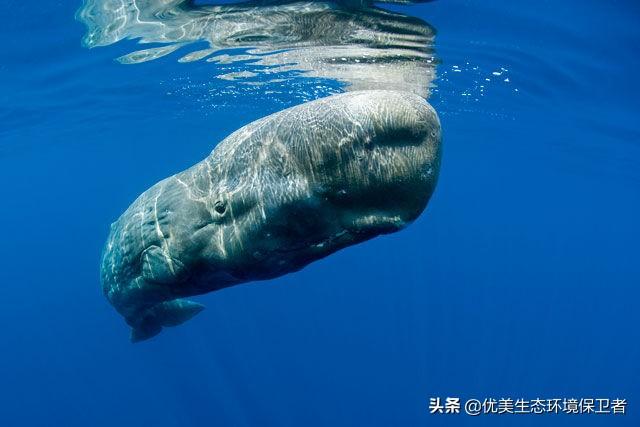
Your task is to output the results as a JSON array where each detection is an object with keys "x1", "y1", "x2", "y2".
[
  {"x1": 130, "y1": 299, "x2": 205, "y2": 343},
  {"x1": 153, "y1": 299, "x2": 206, "y2": 327},
  {"x1": 130, "y1": 320, "x2": 162, "y2": 343}
]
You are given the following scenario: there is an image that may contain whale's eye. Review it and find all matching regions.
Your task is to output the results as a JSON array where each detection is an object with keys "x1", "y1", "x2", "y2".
[{"x1": 214, "y1": 201, "x2": 226, "y2": 215}]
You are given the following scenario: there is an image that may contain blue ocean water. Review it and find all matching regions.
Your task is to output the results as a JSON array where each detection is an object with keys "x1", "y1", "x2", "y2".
[{"x1": 1, "y1": 0, "x2": 639, "y2": 426}]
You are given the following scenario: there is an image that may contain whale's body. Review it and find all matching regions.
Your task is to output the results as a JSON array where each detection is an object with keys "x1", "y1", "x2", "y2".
[{"x1": 101, "y1": 90, "x2": 441, "y2": 341}]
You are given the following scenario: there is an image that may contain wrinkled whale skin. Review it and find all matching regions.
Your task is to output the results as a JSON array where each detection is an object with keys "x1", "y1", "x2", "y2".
[{"x1": 101, "y1": 90, "x2": 441, "y2": 341}]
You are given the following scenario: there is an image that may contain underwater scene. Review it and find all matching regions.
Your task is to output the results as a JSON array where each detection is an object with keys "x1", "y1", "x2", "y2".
[{"x1": 1, "y1": 0, "x2": 639, "y2": 425}]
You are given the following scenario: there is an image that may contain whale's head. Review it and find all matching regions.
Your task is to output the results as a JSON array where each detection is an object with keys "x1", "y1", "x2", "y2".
[
  {"x1": 101, "y1": 90, "x2": 441, "y2": 342},
  {"x1": 193, "y1": 90, "x2": 441, "y2": 281}
]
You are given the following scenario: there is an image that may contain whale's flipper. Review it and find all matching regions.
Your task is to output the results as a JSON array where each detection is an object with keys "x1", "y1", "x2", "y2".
[
  {"x1": 130, "y1": 320, "x2": 162, "y2": 342},
  {"x1": 153, "y1": 299, "x2": 205, "y2": 327},
  {"x1": 130, "y1": 299, "x2": 205, "y2": 343}
]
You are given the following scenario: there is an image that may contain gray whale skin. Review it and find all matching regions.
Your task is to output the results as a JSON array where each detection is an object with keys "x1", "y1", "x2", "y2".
[{"x1": 101, "y1": 90, "x2": 441, "y2": 342}]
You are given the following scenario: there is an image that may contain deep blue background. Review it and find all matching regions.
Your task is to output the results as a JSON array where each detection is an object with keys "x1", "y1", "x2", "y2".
[{"x1": 1, "y1": 1, "x2": 639, "y2": 426}]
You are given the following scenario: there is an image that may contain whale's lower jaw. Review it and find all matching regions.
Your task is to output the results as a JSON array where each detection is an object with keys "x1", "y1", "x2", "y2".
[{"x1": 110, "y1": 215, "x2": 410, "y2": 342}]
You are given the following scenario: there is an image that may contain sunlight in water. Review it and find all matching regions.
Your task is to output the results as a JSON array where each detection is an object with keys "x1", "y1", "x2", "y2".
[{"x1": 76, "y1": 0, "x2": 438, "y2": 98}]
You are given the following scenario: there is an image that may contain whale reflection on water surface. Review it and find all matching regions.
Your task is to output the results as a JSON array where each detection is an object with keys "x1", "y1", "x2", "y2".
[{"x1": 77, "y1": 0, "x2": 437, "y2": 97}]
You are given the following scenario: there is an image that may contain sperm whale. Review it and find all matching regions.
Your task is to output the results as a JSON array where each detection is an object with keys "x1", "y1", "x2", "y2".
[{"x1": 100, "y1": 90, "x2": 441, "y2": 341}]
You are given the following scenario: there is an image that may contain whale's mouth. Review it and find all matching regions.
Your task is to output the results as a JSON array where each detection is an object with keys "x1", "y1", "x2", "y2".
[
  {"x1": 268, "y1": 213, "x2": 405, "y2": 258},
  {"x1": 270, "y1": 229, "x2": 353, "y2": 256}
]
